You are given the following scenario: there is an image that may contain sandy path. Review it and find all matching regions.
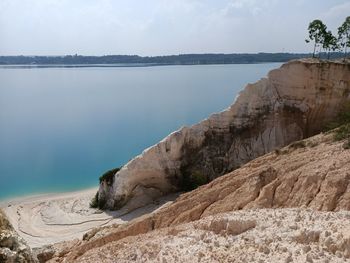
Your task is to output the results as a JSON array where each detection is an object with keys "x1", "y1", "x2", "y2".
[{"x1": 0, "y1": 188, "x2": 177, "y2": 248}]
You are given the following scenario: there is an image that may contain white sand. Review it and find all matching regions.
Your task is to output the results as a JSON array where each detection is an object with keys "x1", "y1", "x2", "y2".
[{"x1": 0, "y1": 188, "x2": 177, "y2": 248}]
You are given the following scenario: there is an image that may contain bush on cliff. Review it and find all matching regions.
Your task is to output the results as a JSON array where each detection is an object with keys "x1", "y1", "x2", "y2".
[
  {"x1": 89, "y1": 192, "x2": 99, "y2": 208},
  {"x1": 182, "y1": 170, "x2": 208, "y2": 191},
  {"x1": 99, "y1": 167, "x2": 122, "y2": 185},
  {"x1": 325, "y1": 102, "x2": 350, "y2": 148},
  {"x1": 334, "y1": 124, "x2": 350, "y2": 149},
  {"x1": 90, "y1": 166, "x2": 123, "y2": 209}
]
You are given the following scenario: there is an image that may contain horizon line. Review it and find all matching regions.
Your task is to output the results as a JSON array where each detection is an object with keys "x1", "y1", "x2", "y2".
[{"x1": 0, "y1": 52, "x2": 318, "y2": 57}]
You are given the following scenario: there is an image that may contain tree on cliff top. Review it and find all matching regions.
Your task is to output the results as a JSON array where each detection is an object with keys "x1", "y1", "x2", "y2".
[
  {"x1": 338, "y1": 16, "x2": 350, "y2": 58},
  {"x1": 305, "y1": 19, "x2": 327, "y2": 58},
  {"x1": 323, "y1": 30, "x2": 338, "y2": 59}
]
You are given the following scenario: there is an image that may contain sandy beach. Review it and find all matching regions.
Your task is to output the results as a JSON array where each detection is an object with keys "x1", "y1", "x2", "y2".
[{"x1": 0, "y1": 188, "x2": 177, "y2": 248}]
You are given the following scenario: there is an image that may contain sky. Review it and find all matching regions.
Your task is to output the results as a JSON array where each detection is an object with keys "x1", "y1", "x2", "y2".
[{"x1": 0, "y1": 0, "x2": 349, "y2": 56}]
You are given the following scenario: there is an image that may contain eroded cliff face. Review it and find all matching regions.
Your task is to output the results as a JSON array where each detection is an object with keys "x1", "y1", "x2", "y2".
[
  {"x1": 50, "y1": 131, "x2": 350, "y2": 262},
  {"x1": 98, "y1": 59, "x2": 350, "y2": 210}
]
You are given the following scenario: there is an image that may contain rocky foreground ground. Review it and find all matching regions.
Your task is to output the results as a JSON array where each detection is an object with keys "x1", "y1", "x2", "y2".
[
  {"x1": 70, "y1": 209, "x2": 350, "y2": 263},
  {"x1": 0, "y1": 210, "x2": 36, "y2": 262}
]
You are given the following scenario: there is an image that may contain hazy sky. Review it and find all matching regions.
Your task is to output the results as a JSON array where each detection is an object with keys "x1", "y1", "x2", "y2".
[{"x1": 0, "y1": 0, "x2": 349, "y2": 56}]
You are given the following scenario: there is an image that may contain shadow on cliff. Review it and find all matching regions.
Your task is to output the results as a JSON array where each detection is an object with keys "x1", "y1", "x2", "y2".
[{"x1": 102, "y1": 192, "x2": 181, "y2": 221}]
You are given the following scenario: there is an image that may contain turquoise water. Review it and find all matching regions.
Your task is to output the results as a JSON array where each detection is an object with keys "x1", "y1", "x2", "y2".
[{"x1": 0, "y1": 63, "x2": 281, "y2": 200}]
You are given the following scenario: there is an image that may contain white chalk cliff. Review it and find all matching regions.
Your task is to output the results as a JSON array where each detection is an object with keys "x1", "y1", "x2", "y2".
[{"x1": 98, "y1": 59, "x2": 350, "y2": 210}]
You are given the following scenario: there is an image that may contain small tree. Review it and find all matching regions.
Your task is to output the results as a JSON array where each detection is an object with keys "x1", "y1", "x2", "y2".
[
  {"x1": 323, "y1": 30, "x2": 338, "y2": 59},
  {"x1": 305, "y1": 19, "x2": 327, "y2": 58},
  {"x1": 338, "y1": 16, "x2": 350, "y2": 58}
]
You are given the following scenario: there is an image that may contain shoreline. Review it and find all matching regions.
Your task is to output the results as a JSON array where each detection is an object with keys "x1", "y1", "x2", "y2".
[
  {"x1": 0, "y1": 187, "x2": 98, "y2": 208},
  {"x1": 1, "y1": 186, "x2": 178, "y2": 248},
  {"x1": 0, "y1": 61, "x2": 283, "y2": 69}
]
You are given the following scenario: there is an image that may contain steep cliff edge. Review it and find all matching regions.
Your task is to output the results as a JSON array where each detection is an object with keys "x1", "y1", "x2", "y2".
[{"x1": 99, "y1": 59, "x2": 350, "y2": 210}]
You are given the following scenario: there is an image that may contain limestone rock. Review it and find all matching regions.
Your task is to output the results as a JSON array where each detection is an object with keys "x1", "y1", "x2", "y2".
[
  {"x1": 99, "y1": 59, "x2": 350, "y2": 210},
  {"x1": 0, "y1": 209, "x2": 36, "y2": 263},
  {"x1": 56, "y1": 209, "x2": 350, "y2": 263}
]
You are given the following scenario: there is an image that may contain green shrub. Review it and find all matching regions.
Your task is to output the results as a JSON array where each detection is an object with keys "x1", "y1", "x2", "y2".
[
  {"x1": 91, "y1": 166, "x2": 123, "y2": 210},
  {"x1": 334, "y1": 123, "x2": 350, "y2": 140},
  {"x1": 182, "y1": 170, "x2": 208, "y2": 191},
  {"x1": 98, "y1": 196, "x2": 107, "y2": 210},
  {"x1": 89, "y1": 192, "x2": 99, "y2": 208},
  {"x1": 333, "y1": 123, "x2": 350, "y2": 149},
  {"x1": 325, "y1": 102, "x2": 350, "y2": 130},
  {"x1": 325, "y1": 102, "x2": 350, "y2": 149},
  {"x1": 99, "y1": 167, "x2": 122, "y2": 185}
]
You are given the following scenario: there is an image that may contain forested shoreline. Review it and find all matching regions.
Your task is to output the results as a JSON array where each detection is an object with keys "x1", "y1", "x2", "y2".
[{"x1": 0, "y1": 52, "x2": 345, "y2": 65}]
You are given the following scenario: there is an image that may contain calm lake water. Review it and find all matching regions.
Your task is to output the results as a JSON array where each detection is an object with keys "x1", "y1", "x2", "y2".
[{"x1": 0, "y1": 63, "x2": 281, "y2": 200}]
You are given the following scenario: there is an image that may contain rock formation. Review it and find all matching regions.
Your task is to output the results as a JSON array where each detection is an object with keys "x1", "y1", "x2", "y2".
[
  {"x1": 49, "y1": 131, "x2": 350, "y2": 262},
  {"x1": 61, "y1": 209, "x2": 350, "y2": 263},
  {"x1": 0, "y1": 209, "x2": 36, "y2": 263},
  {"x1": 98, "y1": 59, "x2": 350, "y2": 210}
]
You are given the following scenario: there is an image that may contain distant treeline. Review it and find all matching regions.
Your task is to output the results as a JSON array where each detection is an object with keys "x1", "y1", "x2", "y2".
[{"x1": 0, "y1": 53, "x2": 345, "y2": 65}]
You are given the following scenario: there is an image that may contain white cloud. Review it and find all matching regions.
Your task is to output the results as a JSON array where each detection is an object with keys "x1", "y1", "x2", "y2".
[
  {"x1": 0, "y1": 0, "x2": 347, "y2": 55},
  {"x1": 319, "y1": 2, "x2": 350, "y2": 32},
  {"x1": 321, "y1": 1, "x2": 350, "y2": 24},
  {"x1": 223, "y1": 0, "x2": 277, "y2": 16},
  {"x1": 322, "y1": 1, "x2": 350, "y2": 19}
]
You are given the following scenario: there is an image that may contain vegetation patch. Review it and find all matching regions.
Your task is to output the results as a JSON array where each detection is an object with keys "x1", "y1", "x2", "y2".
[
  {"x1": 90, "y1": 166, "x2": 123, "y2": 209},
  {"x1": 89, "y1": 192, "x2": 99, "y2": 209},
  {"x1": 288, "y1": 140, "x2": 307, "y2": 150},
  {"x1": 99, "y1": 167, "x2": 122, "y2": 185},
  {"x1": 333, "y1": 124, "x2": 350, "y2": 149},
  {"x1": 98, "y1": 197, "x2": 107, "y2": 210},
  {"x1": 182, "y1": 170, "x2": 208, "y2": 191},
  {"x1": 89, "y1": 191, "x2": 108, "y2": 209},
  {"x1": 324, "y1": 102, "x2": 350, "y2": 149},
  {"x1": 305, "y1": 16, "x2": 349, "y2": 59}
]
